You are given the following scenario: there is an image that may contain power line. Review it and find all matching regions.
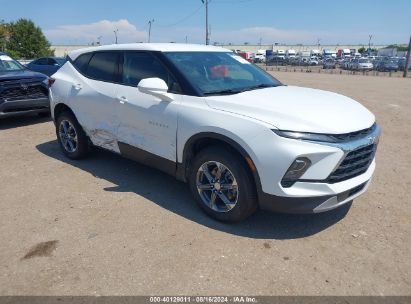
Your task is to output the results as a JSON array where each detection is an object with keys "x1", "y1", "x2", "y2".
[
  {"x1": 212, "y1": 0, "x2": 254, "y2": 3},
  {"x1": 156, "y1": 5, "x2": 203, "y2": 28}
]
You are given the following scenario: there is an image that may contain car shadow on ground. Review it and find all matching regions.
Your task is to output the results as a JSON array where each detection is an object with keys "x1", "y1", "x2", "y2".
[
  {"x1": 36, "y1": 140, "x2": 352, "y2": 240},
  {"x1": 0, "y1": 114, "x2": 51, "y2": 130}
]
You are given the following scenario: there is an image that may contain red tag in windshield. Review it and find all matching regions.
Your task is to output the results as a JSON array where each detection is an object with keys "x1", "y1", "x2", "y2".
[{"x1": 211, "y1": 65, "x2": 229, "y2": 78}]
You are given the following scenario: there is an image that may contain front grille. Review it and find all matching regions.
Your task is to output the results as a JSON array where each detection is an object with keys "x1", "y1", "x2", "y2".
[
  {"x1": 326, "y1": 144, "x2": 377, "y2": 183},
  {"x1": 0, "y1": 85, "x2": 48, "y2": 102},
  {"x1": 328, "y1": 124, "x2": 376, "y2": 142}
]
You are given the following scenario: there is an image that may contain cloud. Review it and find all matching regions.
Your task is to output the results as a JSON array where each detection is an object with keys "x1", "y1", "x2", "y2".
[
  {"x1": 44, "y1": 20, "x2": 406, "y2": 45},
  {"x1": 45, "y1": 19, "x2": 147, "y2": 44}
]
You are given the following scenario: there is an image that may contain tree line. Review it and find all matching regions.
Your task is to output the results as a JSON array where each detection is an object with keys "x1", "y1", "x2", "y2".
[{"x1": 0, "y1": 18, "x2": 54, "y2": 59}]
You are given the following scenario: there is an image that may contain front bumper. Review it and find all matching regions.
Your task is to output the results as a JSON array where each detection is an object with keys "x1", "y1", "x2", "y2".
[
  {"x1": 247, "y1": 124, "x2": 380, "y2": 213},
  {"x1": 358, "y1": 66, "x2": 373, "y2": 71},
  {"x1": 0, "y1": 97, "x2": 49, "y2": 117},
  {"x1": 259, "y1": 163, "x2": 374, "y2": 213}
]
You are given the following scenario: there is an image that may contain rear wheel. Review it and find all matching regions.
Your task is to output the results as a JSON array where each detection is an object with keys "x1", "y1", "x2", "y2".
[
  {"x1": 188, "y1": 146, "x2": 258, "y2": 222},
  {"x1": 56, "y1": 112, "x2": 89, "y2": 159}
]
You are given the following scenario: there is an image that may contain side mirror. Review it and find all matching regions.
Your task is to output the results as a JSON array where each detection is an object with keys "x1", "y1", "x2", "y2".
[{"x1": 137, "y1": 78, "x2": 174, "y2": 102}]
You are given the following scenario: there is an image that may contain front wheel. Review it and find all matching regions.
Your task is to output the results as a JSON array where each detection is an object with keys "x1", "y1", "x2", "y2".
[
  {"x1": 188, "y1": 146, "x2": 258, "y2": 222},
  {"x1": 56, "y1": 112, "x2": 89, "y2": 159}
]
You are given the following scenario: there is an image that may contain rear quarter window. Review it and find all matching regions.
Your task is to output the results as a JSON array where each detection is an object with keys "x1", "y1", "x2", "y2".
[
  {"x1": 73, "y1": 53, "x2": 93, "y2": 74},
  {"x1": 86, "y1": 52, "x2": 119, "y2": 82}
]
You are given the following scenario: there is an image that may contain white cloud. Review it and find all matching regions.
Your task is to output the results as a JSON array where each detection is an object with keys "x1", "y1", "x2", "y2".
[
  {"x1": 44, "y1": 20, "x2": 406, "y2": 45},
  {"x1": 45, "y1": 19, "x2": 147, "y2": 44}
]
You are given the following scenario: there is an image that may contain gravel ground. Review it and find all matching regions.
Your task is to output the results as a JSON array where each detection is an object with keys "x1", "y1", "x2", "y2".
[{"x1": 0, "y1": 72, "x2": 410, "y2": 296}]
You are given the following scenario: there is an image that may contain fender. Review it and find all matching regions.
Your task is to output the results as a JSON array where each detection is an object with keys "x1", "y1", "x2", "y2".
[{"x1": 177, "y1": 132, "x2": 263, "y2": 196}]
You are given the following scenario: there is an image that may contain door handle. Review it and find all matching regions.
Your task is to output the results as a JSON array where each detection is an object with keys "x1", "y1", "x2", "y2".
[
  {"x1": 73, "y1": 83, "x2": 82, "y2": 90},
  {"x1": 118, "y1": 96, "x2": 128, "y2": 104}
]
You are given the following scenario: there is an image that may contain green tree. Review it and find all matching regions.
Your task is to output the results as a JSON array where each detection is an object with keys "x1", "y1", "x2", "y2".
[
  {"x1": 0, "y1": 20, "x2": 9, "y2": 52},
  {"x1": 358, "y1": 47, "x2": 366, "y2": 54},
  {"x1": 6, "y1": 18, "x2": 53, "y2": 59},
  {"x1": 386, "y1": 44, "x2": 408, "y2": 52}
]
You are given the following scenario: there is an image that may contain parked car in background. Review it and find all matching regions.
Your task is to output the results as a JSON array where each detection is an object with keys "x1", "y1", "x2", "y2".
[
  {"x1": 267, "y1": 56, "x2": 286, "y2": 66},
  {"x1": 398, "y1": 58, "x2": 411, "y2": 71},
  {"x1": 323, "y1": 58, "x2": 336, "y2": 69},
  {"x1": 26, "y1": 57, "x2": 67, "y2": 76},
  {"x1": 49, "y1": 43, "x2": 380, "y2": 222},
  {"x1": 351, "y1": 58, "x2": 373, "y2": 71},
  {"x1": 342, "y1": 58, "x2": 354, "y2": 70},
  {"x1": 0, "y1": 52, "x2": 50, "y2": 117},
  {"x1": 309, "y1": 56, "x2": 319, "y2": 66},
  {"x1": 375, "y1": 58, "x2": 399, "y2": 72}
]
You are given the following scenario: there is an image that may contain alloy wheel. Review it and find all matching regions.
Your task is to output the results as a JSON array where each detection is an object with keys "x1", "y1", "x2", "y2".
[
  {"x1": 196, "y1": 161, "x2": 239, "y2": 212},
  {"x1": 59, "y1": 120, "x2": 78, "y2": 153}
]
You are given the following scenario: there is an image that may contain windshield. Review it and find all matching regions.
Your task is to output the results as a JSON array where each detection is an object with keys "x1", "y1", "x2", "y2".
[
  {"x1": 0, "y1": 54, "x2": 25, "y2": 72},
  {"x1": 55, "y1": 58, "x2": 67, "y2": 65},
  {"x1": 359, "y1": 59, "x2": 370, "y2": 63},
  {"x1": 164, "y1": 51, "x2": 281, "y2": 96}
]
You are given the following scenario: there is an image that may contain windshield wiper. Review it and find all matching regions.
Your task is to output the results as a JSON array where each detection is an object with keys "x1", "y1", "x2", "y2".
[
  {"x1": 239, "y1": 84, "x2": 277, "y2": 92},
  {"x1": 203, "y1": 89, "x2": 243, "y2": 96},
  {"x1": 203, "y1": 84, "x2": 278, "y2": 96}
]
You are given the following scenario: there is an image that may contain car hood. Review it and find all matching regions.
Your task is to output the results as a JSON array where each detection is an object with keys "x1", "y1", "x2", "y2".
[
  {"x1": 204, "y1": 86, "x2": 375, "y2": 134},
  {"x1": 0, "y1": 69, "x2": 47, "y2": 81}
]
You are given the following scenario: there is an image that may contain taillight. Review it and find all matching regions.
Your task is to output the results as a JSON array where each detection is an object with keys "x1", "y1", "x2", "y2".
[{"x1": 48, "y1": 78, "x2": 56, "y2": 87}]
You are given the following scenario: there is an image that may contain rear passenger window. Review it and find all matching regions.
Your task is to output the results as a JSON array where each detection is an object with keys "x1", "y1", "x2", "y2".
[
  {"x1": 73, "y1": 53, "x2": 92, "y2": 74},
  {"x1": 47, "y1": 58, "x2": 57, "y2": 65},
  {"x1": 86, "y1": 52, "x2": 119, "y2": 82},
  {"x1": 35, "y1": 58, "x2": 48, "y2": 65}
]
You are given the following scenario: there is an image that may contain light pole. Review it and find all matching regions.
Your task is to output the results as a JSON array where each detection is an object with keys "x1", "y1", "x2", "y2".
[
  {"x1": 403, "y1": 35, "x2": 411, "y2": 78},
  {"x1": 113, "y1": 29, "x2": 118, "y2": 44},
  {"x1": 148, "y1": 19, "x2": 154, "y2": 43},
  {"x1": 368, "y1": 34, "x2": 373, "y2": 53},
  {"x1": 201, "y1": 0, "x2": 210, "y2": 45},
  {"x1": 97, "y1": 36, "x2": 102, "y2": 45}
]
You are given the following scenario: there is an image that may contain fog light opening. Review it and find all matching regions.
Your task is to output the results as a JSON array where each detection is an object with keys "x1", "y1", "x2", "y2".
[{"x1": 281, "y1": 157, "x2": 312, "y2": 188}]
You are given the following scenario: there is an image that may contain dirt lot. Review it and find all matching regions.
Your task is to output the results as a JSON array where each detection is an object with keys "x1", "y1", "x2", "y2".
[{"x1": 0, "y1": 72, "x2": 410, "y2": 296}]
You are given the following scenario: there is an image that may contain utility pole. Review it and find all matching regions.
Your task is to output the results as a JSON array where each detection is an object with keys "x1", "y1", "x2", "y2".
[
  {"x1": 368, "y1": 34, "x2": 373, "y2": 53},
  {"x1": 403, "y1": 35, "x2": 411, "y2": 78},
  {"x1": 97, "y1": 36, "x2": 102, "y2": 45},
  {"x1": 113, "y1": 29, "x2": 118, "y2": 44},
  {"x1": 148, "y1": 19, "x2": 154, "y2": 43},
  {"x1": 201, "y1": 0, "x2": 210, "y2": 45}
]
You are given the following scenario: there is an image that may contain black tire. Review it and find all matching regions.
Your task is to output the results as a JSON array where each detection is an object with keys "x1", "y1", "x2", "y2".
[
  {"x1": 56, "y1": 111, "x2": 89, "y2": 159},
  {"x1": 188, "y1": 146, "x2": 258, "y2": 222}
]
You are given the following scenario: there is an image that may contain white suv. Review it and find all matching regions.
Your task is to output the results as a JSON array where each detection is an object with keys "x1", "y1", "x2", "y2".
[{"x1": 49, "y1": 43, "x2": 380, "y2": 222}]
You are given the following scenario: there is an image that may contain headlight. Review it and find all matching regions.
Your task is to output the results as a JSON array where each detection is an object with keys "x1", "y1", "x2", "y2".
[{"x1": 272, "y1": 129, "x2": 339, "y2": 143}]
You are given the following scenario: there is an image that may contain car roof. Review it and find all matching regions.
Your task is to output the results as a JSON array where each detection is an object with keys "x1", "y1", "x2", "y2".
[{"x1": 68, "y1": 43, "x2": 231, "y2": 60}]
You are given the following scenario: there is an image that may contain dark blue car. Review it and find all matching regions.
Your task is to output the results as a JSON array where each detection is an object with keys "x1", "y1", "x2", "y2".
[
  {"x1": 0, "y1": 52, "x2": 49, "y2": 117},
  {"x1": 26, "y1": 57, "x2": 67, "y2": 76}
]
